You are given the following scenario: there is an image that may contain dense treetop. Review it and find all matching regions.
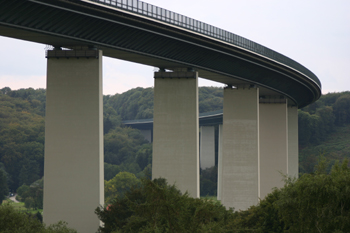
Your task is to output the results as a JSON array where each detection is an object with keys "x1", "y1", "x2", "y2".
[{"x1": 96, "y1": 159, "x2": 350, "y2": 233}]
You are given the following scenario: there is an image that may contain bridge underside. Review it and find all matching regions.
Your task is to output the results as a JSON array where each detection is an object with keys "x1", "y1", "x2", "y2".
[
  {"x1": 0, "y1": 0, "x2": 319, "y2": 232},
  {"x1": 0, "y1": 25, "x2": 307, "y2": 106},
  {"x1": 0, "y1": 0, "x2": 320, "y2": 108}
]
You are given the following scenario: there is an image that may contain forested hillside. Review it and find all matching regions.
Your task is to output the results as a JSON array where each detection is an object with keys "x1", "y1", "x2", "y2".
[
  {"x1": 103, "y1": 86, "x2": 223, "y2": 121},
  {"x1": 298, "y1": 92, "x2": 350, "y2": 173},
  {"x1": 1, "y1": 86, "x2": 349, "y2": 201},
  {"x1": 0, "y1": 86, "x2": 223, "y2": 196}
]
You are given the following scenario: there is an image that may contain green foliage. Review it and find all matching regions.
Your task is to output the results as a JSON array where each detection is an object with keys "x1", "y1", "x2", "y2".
[
  {"x1": 228, "y1": 189, "x2": 284, "y2": 233},
  {"x1": 104, "y1": 163, "x2": 122, "y2": 181},
  {"x1": 299, "y1": 124, "x2": 350, "y2": 173},
  {"x1": 0, "y1": 88, "x2": 45, "y2": 191},
  {"x1": 0, "y1": 204, "x2": 77, "y2": 233},
  {"x1": 19, "y1": 159, "x2": 41, "y2": 186},
  {"x1": 299, "y1": 91, "x2": 350, "y2": 147},
  {"x1": 104, "y1": 86, "x2": 224, "y2": 121},
  {"x1": 0, "y1": 86, "x2": 224, "y2": 194},
  {"x1": 200, "y1": 166, "x2": 217, "y2": 197},
  {"x1": 0, "y1": 204, "x2": 44, "y2": 233},
  {"x1": 16, "y1": 178, "x2": 43, "y2": 209},
  {"x1": 105, "y1": 171, "x2": 141, "y2": 203},
  {"x1": 333, "y1": 94, "x2": 350, "y2": 126},
  {"x1": 24, "y1": 197, "x2": 35, "y2": 210},
  {"x1": 97, "y1": 160, "x2": 350, "y2": 233},
  {"x1": 104, "y1": 126, "x2": 148, "y2": 166},
  {"x1": 45, "y1": 221, "x2": 78, "y2": 233},
  {"x1": 103, "y1": 105, "x2": 122, "y2": 134},
  {"x1": 221, "y1": 159, "x2": 350, "y2": 232},
  {"x1": 0, "y1": 168, "x2": 9, "y2": 202},
  {"x1": 96, "y1": 178, "x2": 234, "y2": 233},
  {"x1": 135, "y1": 144, "x2": 152, "y2": 171},
  {"x1": 298, "y1": 91, "x2": 350, "y2": 174},
  {"x1": 16, "y1": 184, "x2": 30, "y2": 199},
  {"x1": 276, "y1": 159, "x2": 350, "y2": 232},
  {"x1": 106, "y1": 87, "x2": 154, "y2": 121},
  {"x1": 198, "y1": 87, "x2": 223, "y2": 113}
]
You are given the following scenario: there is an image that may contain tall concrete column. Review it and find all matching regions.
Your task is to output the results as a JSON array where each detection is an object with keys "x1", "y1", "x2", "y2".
[
  {"x1": 200, "y1": 126, "x2": 215, "y2": 170},
  {"x1": 217, "y1": 124, "x2": 223, "y2": 200},
  {"x1": 259, "y1": 100, "x2": 288, "y2": 199},
  {"x1": 43, "y1": 49, "x2": 104, "y2": 233},
  {"x1": 152, "y1": 71, "x2": 199, "y2": 197},
  {"x1": 140, "y1": 129, "x2": 152, "y2": 143},
  {"x1": 221, "y1": 86, "x2": 259, "y2": 210},
  {"x1": 288, "y1": 106, "x2": 298, "y2": 178}
]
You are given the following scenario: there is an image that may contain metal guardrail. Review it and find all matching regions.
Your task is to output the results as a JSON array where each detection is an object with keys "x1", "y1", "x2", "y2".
[{"x1": 89, "y1": 0, "x2": 321, "y2": 88}]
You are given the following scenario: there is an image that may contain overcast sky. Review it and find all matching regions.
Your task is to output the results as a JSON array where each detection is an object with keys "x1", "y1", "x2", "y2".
[{"x1": 0, "y1": 0, "x2": 349, "y2": 95}]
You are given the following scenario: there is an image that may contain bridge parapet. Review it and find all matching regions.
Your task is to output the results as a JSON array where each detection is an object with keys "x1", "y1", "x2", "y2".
[{"x1": 90, "y1": 0, "x2": 320, "y2": 88}]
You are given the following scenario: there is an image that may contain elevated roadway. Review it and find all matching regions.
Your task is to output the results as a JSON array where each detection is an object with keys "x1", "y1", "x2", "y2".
[{"x1": 0, "y1": 0, "x2": 321, "y2": 107}]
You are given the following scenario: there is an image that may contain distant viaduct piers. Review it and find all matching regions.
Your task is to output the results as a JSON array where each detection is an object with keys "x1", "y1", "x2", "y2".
[{"x1": 0, "y1": 0, "x2": 321, "y2": 232}]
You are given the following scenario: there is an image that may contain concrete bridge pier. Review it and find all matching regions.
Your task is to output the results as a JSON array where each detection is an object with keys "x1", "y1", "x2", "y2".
[
  {"x1": 200, "y1": 126, "x2": 215, "y2": 170},
  {"x1": 152, "y1": 70, "x2": 199, "y2": 198},
  {"x1": 43, "y1": 49, "x2": 104, "y2": 233},
  {"x1": 288, "y1": 106, "x2": 299, "y2": 178},
  {"x1": 217, "y1": 124, "x2": 223, "y2": 200},
  {"x1": 219, "y1": 93, "x2": 299, "y2": 209},
  {"x1": 221, "y1": 86, "x2": 260, "y2": 210},
  {"x1": 259, "y1": 99, "x2": 288, "y2": 198}
]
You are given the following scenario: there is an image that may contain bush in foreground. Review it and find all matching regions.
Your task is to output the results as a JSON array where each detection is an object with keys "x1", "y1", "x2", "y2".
[
  {"x1": 96, "y1": 178, "x2": 234, "y2": 233},
  {"x1": 0, "y1": 204, "x2": 77, "y2": 233},
  {"x1": 96, "y1": 159, "x2": 350, "y2": 233}
]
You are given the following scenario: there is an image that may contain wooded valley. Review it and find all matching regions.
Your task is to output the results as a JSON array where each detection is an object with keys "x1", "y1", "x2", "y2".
[{"x1": 0, "y1": 86, "x2": 349, "y2": 204}]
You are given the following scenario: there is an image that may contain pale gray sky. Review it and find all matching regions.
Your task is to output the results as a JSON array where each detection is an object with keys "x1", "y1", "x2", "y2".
[{"x1": 0, "y1": 0, "x2": 349, "y2": 95}]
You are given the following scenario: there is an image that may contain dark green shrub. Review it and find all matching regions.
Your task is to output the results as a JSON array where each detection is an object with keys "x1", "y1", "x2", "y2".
[{"x1": 96, "y1": 178, "x2": 234, "y2": 233}]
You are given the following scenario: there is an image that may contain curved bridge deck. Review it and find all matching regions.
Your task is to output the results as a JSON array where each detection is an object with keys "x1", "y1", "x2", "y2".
[{"x1": 0, "y1": 0, "x2": 321, "y2": 107}]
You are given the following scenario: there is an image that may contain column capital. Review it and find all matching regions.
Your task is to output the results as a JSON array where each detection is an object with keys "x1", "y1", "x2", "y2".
[
  {"x1": 46, "y1": 48, "x2": 100, "y2": 59},
  {"x1": 154, "y1": 71, "x2": 197, "y2": 79},
  {"x1": 259, "y1": 95, "x2": 286, "y2": 104},
  {"x1": 224, "y1": 84, "x2": 258, "y2": 89}
]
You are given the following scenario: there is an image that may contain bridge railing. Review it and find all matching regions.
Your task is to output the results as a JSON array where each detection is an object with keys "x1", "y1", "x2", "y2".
[{"x1": 89, "y1": 0, "x2": 320, "y2": 88}]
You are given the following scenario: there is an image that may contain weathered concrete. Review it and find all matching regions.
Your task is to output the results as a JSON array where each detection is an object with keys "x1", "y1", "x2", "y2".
[
  {"x1": 221, "y1": 86, "x2": 259, "y2": 210},
  {"x1": 200, "y1": 126, "x2": 215, "y2": 170},
  {"x1": 152, "y1": 71, "x2": 199, "y2": 197},
  {"x1": 288, "y1": 106, "x2": 298, "y2": 178},
  {"x1": 259, "y1": 101, "x2": 288, "y2": 199},
  {"x1": 217, "y1": 124, "x2": 223, "y2": 200},
  {"x1": 43, "y1": 50, "x2": 104, "y2": 233}
]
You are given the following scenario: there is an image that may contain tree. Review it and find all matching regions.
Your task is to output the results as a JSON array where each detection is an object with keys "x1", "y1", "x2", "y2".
[
  {"x1": 16, "y1": 184, "x2": 30, "y2": 200},
  {"x1": 19, "y1": 159, "x2": 40, "y2": 186},
  {"x1": 104, "y1": 163, "x2": 121, "y2": 181},
  {"x1": 200, "y1": 166, "x2": 217, "y2": 197},
  {"x1": 298, "y1": 110, "x2": 314, "y2": 146},
  {"x1": 96, "y1": 178, "x2": 234, "y2": 233},
  {"x1": 0, "y1": 204, "x2": 77, "y2": 233},
  {"x1": 104, "y1": 172, "x2": 141, "y2": 203},
  {"x1": 333, "y1": 94, "x2": 350, "y2": 126},
  {"x1": 228, "y1": 189, "x2": 284, "y2": 232},
  {"x1": 276, "y1": 158, "x2": 350, "y2": 232},
  {"x1": 135, "y1": 144, "x2": 152, "y2": 170},
  {"x1": 25, "y1": 197, "x2": 35, "y2": 210},
  {"x1": 0, "y1": 169, "x2": 9, "y2": 203}
]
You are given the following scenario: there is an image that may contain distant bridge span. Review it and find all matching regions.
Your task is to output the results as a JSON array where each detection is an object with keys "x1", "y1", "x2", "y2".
[{"x1": 0, "y1": 1, "x2": 321, "y2": 232}]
